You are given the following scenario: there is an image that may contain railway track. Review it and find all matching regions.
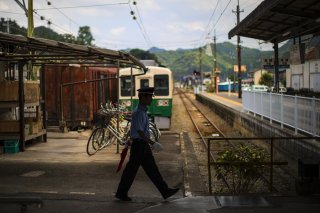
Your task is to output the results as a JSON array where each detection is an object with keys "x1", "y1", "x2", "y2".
[{"x1": 177, "y1": 89, "x2": 291, "y2": 194}]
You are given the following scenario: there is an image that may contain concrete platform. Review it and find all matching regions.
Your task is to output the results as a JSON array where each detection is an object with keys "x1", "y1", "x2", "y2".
[{"x1": 1, "y1": 126, "x2": 320, "y2": 212}]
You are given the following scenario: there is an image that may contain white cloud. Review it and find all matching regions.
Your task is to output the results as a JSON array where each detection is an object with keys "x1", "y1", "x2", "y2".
[
  {"x1": 139, "y1": 0, "x2": 161, "y2": 11},
  {"x1": 0, "y1": 2, "x2": 10, "y2": 10},
  {"x1": 110, "y1": 27, "x2": 125, "y2": 36},
  {"x1": 166, "y1": 21, "x2": 204, "y2": 34},
  {"x1": 75, "y1": 8, "x2": 115, "y2": 17}
]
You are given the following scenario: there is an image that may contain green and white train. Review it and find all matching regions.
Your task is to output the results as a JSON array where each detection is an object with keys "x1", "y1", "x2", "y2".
[{"x1": 119, "y1": 66, "x2": 173, "y2": 129}]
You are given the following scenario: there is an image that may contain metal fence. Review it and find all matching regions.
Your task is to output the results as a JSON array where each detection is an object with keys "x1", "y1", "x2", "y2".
[{"x1": 243, "y1": 91, "x2": 320, "y2": 136}]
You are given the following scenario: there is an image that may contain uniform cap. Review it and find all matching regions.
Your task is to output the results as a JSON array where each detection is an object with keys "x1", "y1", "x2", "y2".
[{"x1": 137, "y1": 87, "x2": 155, "y2": 95}]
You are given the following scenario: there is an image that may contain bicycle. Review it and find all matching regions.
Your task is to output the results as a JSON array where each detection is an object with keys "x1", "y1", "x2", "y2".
[
  {"x1": 87, "y1": 109, "x2": 130, "y2": 156},
  {"x1": 86, "y1": 102, "x2": 161, "y2": 156}
]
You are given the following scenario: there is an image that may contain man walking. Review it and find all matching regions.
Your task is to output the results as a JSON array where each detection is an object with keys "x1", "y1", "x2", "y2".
[{"x1": 115, "y1": 87, "x2": 179, "y2": 201}]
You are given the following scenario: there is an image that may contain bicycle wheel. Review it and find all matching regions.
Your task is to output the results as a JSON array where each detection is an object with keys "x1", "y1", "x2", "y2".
[
  {"x1": 149, "y1": 126, "x2": 158, "y2": 143},
  {"x1": 87, "y1": 127, "x2": 105, "y2": 156},
  {"x1": 149, "y1": 122, "x2": 160, "y2": 141},
  {"x1": 99, "y1": 128, "x2": 114, "y2": 149}
]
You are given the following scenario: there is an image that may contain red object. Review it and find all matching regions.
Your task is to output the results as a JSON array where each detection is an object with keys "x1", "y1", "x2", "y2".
[
  {"x1": 116, "y1": 140, "x2": 131, "y2": 173},
  {"x1": 116, "y1": 147, "x2": 129, "y2": 173},
  {"x1": 44, "y1": 65, "x2": 117, "y2": 128}
]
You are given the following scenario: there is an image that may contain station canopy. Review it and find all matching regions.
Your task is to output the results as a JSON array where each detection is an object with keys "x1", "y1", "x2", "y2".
[
  {"x1": 228, "y1": 0, "x2": 320, "y2": 43},
  {"x1": 0, "y1": 31, "x2": 146, "y2": 71}
]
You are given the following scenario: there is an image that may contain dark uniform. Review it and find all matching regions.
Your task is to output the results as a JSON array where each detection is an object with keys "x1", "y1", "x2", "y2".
[{"x1": 115, "y1": 87, "x2": 178, "y2": 201}]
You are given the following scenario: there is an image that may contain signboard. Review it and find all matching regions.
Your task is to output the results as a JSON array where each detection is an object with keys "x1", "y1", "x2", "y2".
[{"x1": 233, "y1": 65, "x2": 246, "y2": 72}]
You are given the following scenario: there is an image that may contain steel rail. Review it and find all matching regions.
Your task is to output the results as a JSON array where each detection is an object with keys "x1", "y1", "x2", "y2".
[
  {"x1": 177, "y1": 89, "x2": 231, "y2": 191},
  {"x1": 180, "y1": 89, "x2": 285, "y2": 193}
]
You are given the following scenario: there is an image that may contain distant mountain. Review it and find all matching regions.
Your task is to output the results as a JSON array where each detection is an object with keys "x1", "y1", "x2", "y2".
[
  {"x1": 153, "y1": 42, "x2": 274, "y2": 80},
  {"x1": 151, "y1": 41, "x2": 299, "y2": 80},
  {"x1": 148, "y1": 47, "x2": 166, "y2": 53}
]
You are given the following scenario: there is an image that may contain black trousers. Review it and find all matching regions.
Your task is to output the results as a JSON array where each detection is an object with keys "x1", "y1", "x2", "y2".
[{"x1": 116, "y1": 139, "x2": 169, "y2": 197}]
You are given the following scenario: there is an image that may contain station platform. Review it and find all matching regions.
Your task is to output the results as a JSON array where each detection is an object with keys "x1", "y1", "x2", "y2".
[
  {"x1": 198, "y1": 91, "x2": 243, "y2": 112},
  {"x1": 1, "y1": 109, "x2": 320, "y2": 212}
]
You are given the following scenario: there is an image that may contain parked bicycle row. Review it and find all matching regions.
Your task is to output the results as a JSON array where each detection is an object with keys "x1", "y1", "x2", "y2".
[{"x1": 86, "y1": 101, "x2": 161, "y2": 156}]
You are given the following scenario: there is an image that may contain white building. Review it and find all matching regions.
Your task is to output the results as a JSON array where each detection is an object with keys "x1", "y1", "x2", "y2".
[{"x1": 286, "y1": 44, "x2": 320, "y2": 91}]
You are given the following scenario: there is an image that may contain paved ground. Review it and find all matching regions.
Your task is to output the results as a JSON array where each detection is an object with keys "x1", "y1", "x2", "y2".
[
  {"x1": 0, "y1": 131, "x2": 185, "y2": 212},
  {"x1": 1, "y1": 92, "x2": 320, "y2": 213}
]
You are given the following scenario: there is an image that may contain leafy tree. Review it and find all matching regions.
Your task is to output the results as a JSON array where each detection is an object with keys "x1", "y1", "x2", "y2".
[
  {"x1": 0, "y1": 18, "x2": 27, "y2": 36},
  {"x1": 34, "y1": 26, "x2": 64, "y2": 41},
  {"x1": 77, "y1": 26, "x2": 94, "y2": 45},
  {"x1": 259, "y1": 72, "x2": 273, "y2": 87},
  {"x1": 128, "y1": 49, "x2": 162, "y2": 66},
  {"x1": 62, "y1": 33, "x2": 77, "y2": 44}
]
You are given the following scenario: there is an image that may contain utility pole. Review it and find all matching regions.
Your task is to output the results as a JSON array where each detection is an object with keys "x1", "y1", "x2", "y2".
[
  {"x1": 6, "y1": 18, "x2": 10, "y2": 33},
  {"x1": 14, "y1": 0, "x2": 34, "y2": 37},
  {"x1": 27, "y1": 0, "x2": 34, "y2": 37},
  {"x1": 199, "y1": 47, "x2": 202, "y2": 93},
  {"x1": 213, "y1": 32, "x2": 217, "y2": 75},
  {"x1": 233, "y1": 0, "x2": 243, "y2": 98},
  {"x1": 213, "y1": 31, "x2": 218, "y2": 93}
]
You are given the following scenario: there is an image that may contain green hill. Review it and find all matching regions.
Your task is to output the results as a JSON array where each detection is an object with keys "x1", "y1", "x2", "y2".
[{"x1": 152, "y1": 42, "x2": 281, "y2": 80}]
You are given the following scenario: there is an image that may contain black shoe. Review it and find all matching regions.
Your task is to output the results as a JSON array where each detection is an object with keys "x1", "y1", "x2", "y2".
[
  {"x1": 115, "y1": 194, "x2": 132, "y2": 201},
  {"x1": 163, "y1": 188, "x2": 179, "y2": 199}
]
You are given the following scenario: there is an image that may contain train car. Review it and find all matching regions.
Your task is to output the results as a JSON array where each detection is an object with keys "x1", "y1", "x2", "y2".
[
  {"x1": 119, "y1": 66, "x2": 173, "y2": 129},
  {"x1": 44, "y1": 65, "x2": 117, "y2": 129},
  {"x1": 218, "y1": 81, "x2": 238, "y2": 91}
]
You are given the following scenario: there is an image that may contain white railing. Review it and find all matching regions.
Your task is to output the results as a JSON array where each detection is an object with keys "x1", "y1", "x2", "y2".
[{"x1": 243, "y1": 91, "x2": 320, "y2": 136}]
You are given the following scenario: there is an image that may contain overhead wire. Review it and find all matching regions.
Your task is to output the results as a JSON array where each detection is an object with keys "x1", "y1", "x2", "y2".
[
  {"x1": 34, "y1": 2, "x2": 129, "y2": 10},
  {"x1": 209, "y1": 0, "x2": 232, "y2": 34},
  {"x1": 0, "y1": 11, "x2": 25, "y2": 15},
  {"x1": 197, "y1": 0, "x2": 232, "y2": 49},
  {"x1": 32, "y1": 13, "x2": 71, "y2": 35},
  {"x1": 199, "y1": 0, "x2": 221, "y2": 46},
  {"x1": 42, "y1": 0, "x2": 81, "y2": 28},
  {"x1": 128, "y1": 0, "x2": 153, "y2": 48}
]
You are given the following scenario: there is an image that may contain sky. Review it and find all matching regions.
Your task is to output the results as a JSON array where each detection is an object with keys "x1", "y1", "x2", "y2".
[{"x1": 0, "y1": 0, "x2": 276, "y2": 51}]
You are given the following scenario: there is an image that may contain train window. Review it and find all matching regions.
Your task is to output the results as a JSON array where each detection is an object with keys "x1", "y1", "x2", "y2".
[
  {"x1": 120, "y1": 77, "x2": 135, "y2": 96},
  {"x1": 154, "y1": 75, "x2": 169, "y2": 96},
  {"x1": 140, "y1": 79, "x2": 149, "y2": 89}
]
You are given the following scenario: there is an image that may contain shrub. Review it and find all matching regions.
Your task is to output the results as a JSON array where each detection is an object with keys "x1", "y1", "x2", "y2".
[{"x1": 215, "y1": 144, "x2": 269, "y2": 193}]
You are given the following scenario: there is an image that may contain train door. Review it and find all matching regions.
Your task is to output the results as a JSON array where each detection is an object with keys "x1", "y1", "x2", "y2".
[{"x1": 153, "y1": 74, "x2": 171, "y2": 129}]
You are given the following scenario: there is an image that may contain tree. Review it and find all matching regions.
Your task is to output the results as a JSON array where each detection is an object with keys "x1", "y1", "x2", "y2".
[
  {"x1": 77, "y1": 26, "x2": 94, "y2": 45},
  {"x1": 62, "y1": 33, "x2": 77, "y2": 44},
  {"x1": 34, "y1": 26, "x2": 64, "y2": 41},
  {"x1": 0, "y1": 18, "x2": 27, "y2": 36},
  {"x1": 129, "y1": 49, "x2": 162, "y2": 66},
  {"x1": 259, "y1": 72, "x2": 273, "y2": 87}
]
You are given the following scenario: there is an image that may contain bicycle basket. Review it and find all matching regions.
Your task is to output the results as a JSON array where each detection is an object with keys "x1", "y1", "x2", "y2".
[{"x1": 94, "y1": 111, "x2": 113, "y2": 127}]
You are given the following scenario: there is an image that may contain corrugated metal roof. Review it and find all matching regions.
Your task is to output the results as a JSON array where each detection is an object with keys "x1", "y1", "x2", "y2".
[
  {"x1": 228, "y1": 0, "x2": 320, "y2": 43},
  {"x1": 0, "y1": 32, "x2": 146, "y2": 71}
]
